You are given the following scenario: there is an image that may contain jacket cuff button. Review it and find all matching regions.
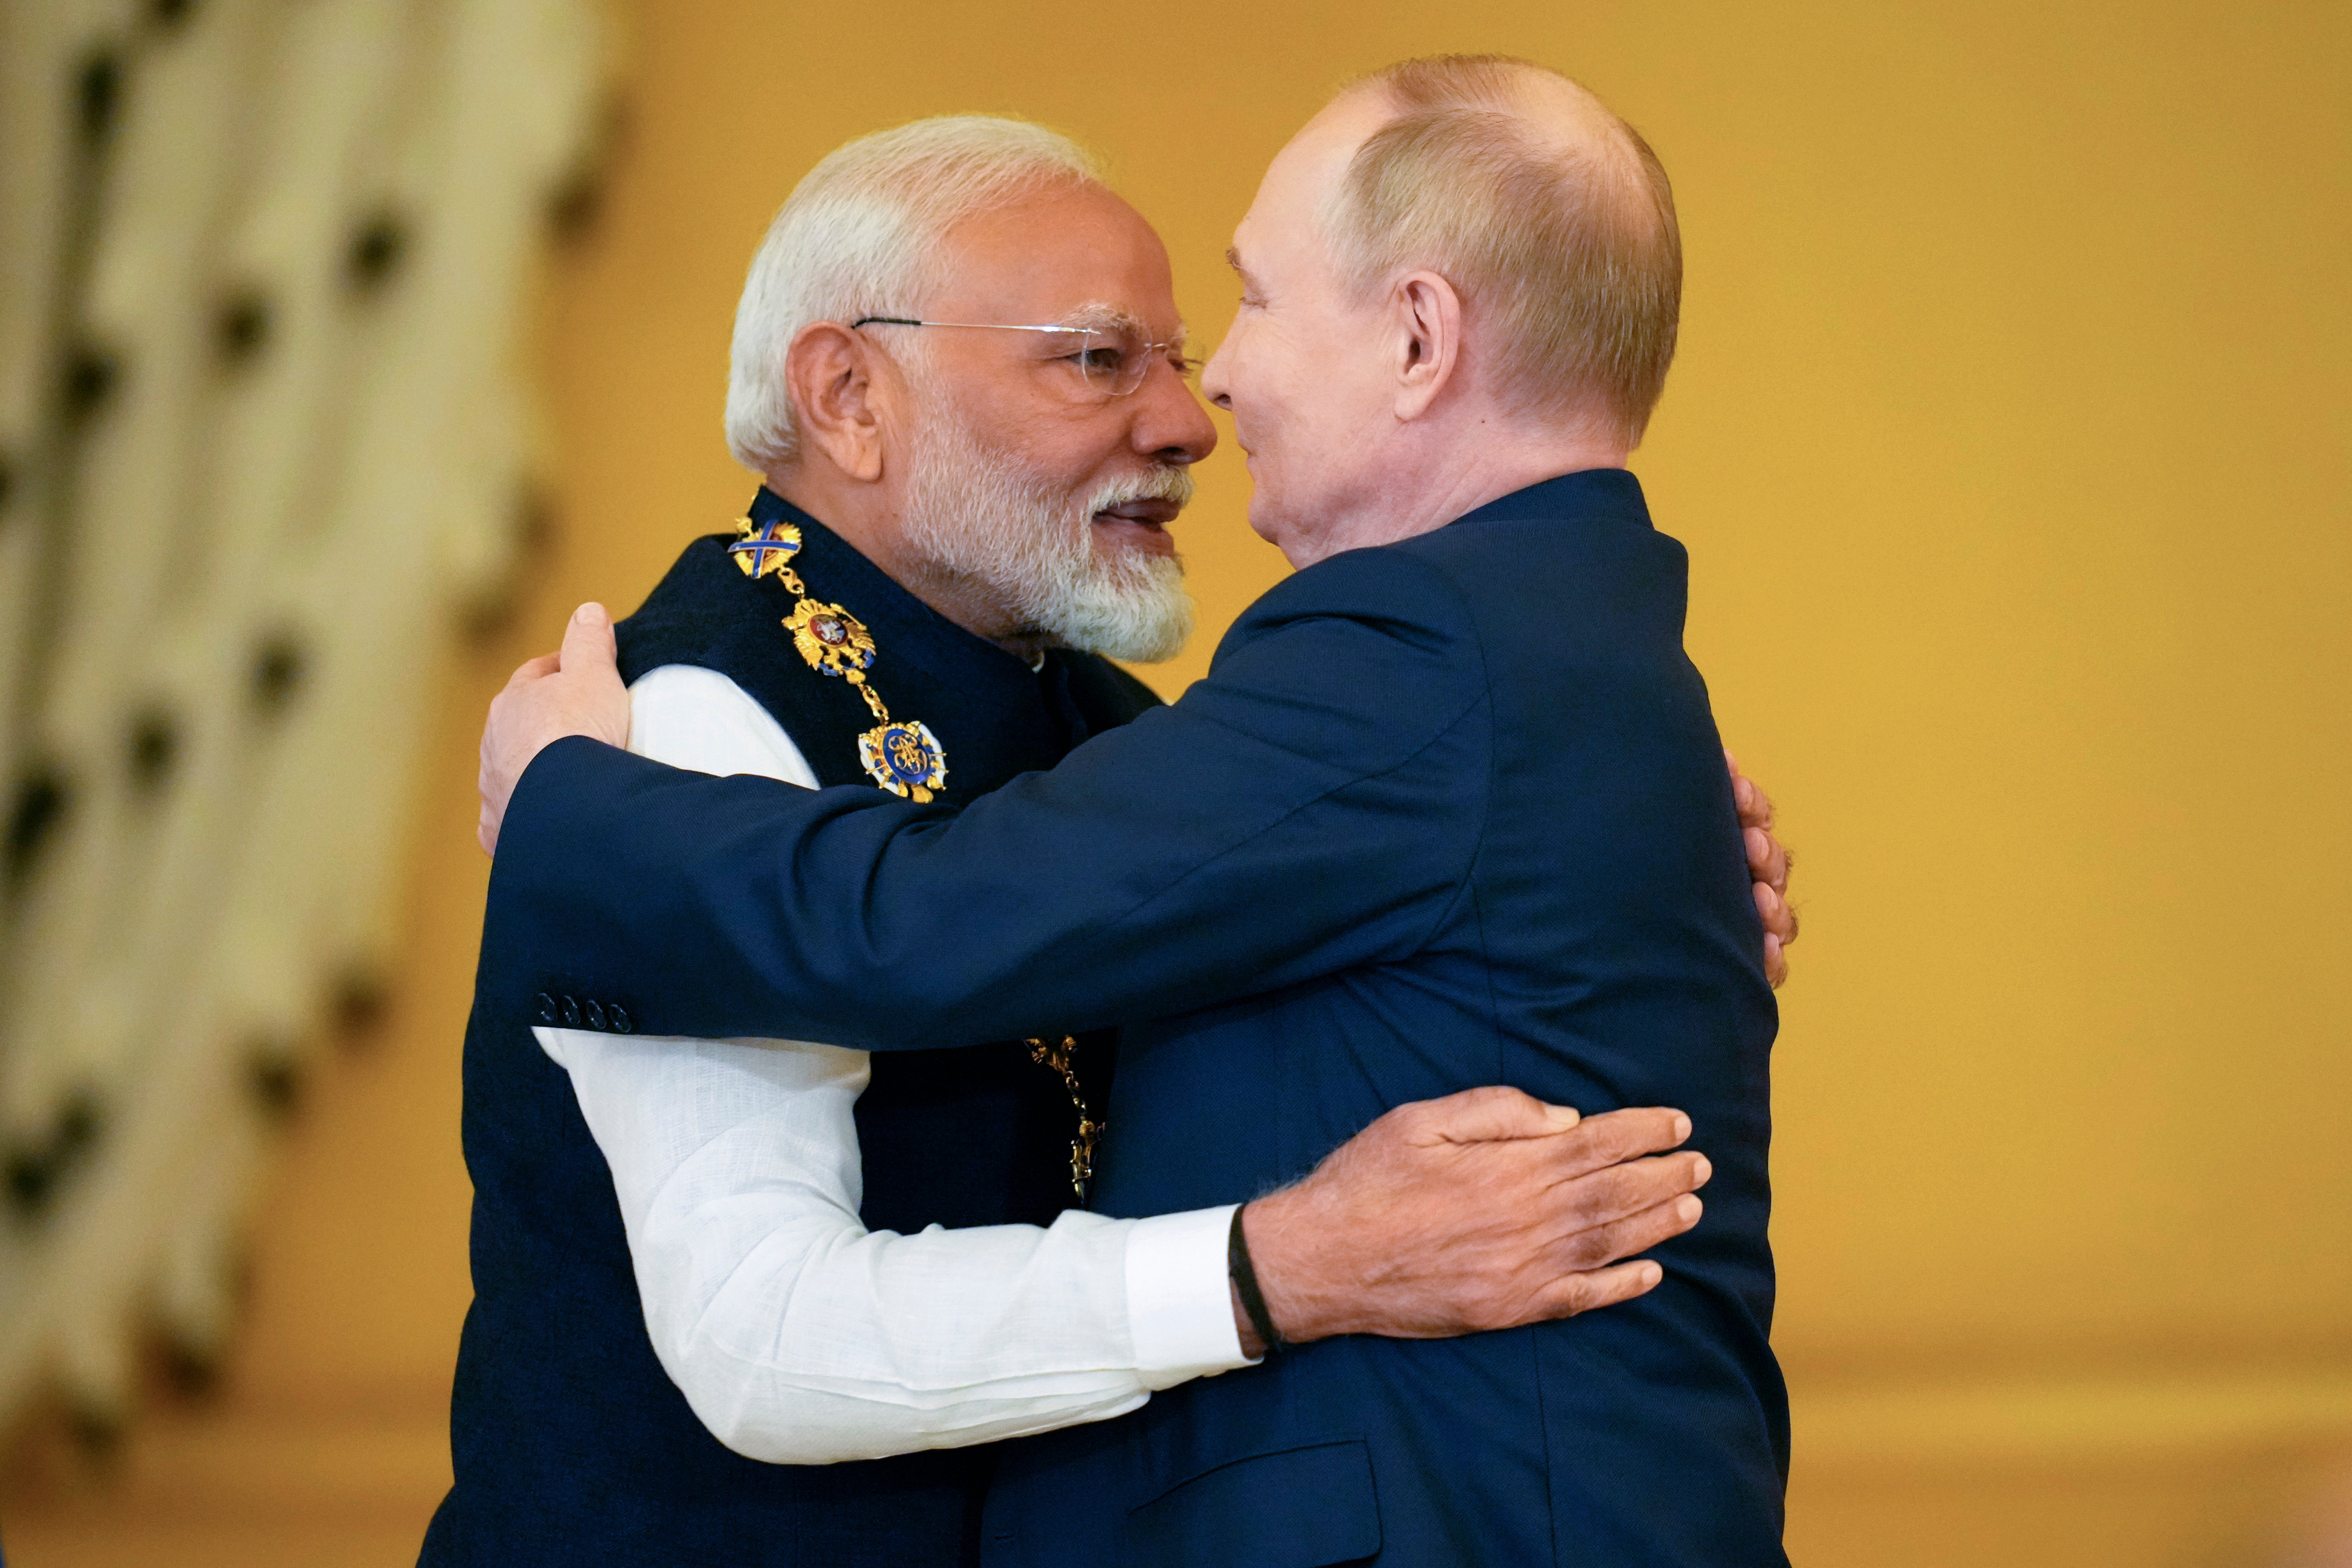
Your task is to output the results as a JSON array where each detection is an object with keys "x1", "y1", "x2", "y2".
[
  {"x1": 534, "y1": 993, "x2": 557, "y2": 1023},
  {"x1": 584, "y1": 999, "x2": 607, "y2": 1031},
  {"x1": 608, "y1": 1005, "x2": 632, "y2": 1035},
  {"x1": 558, "y1": 995, "x2": 582, "y2": 1027}
]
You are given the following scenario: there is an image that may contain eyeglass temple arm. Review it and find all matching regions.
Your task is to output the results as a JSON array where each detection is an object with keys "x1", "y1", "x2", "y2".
[{"x1": 849, "y1": 317, "x2": 1090, "y2": 334}]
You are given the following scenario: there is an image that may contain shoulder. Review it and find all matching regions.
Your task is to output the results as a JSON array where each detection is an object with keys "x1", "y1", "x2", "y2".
[
  {"x1": 1175, "y1": 546, "x2": 1489, "y2": 774},
  {"x1": 1397, "y1": 508, "x2": 1691, "y2": 672},
  {"x1": 1220, "y1": 543, "x2": 1479, "y2": 654},
  {"x1": 1204, "y1": 544, "x2": 1486, "y2": 707},
  {"x1": 613, "y1": 534, "x2": 737, "y2": 685}
]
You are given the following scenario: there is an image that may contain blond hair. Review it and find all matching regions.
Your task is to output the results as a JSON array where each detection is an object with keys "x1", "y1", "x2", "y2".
[
  {"x1": 1325, "y1": 56, "x2": 1681, "y2": 445},
  {"x1": 724, "y1": 116, "x2": 1102, "y2": 471}
]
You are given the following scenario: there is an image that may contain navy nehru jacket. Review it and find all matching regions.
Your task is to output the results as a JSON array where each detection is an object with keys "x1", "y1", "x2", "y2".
[
  {"x1": 496, "y1": 468, "x2": 1790, "y2": 1568},
  {"x1": 424, "y1": 498, "x2": 1160, "y2": 1568}
]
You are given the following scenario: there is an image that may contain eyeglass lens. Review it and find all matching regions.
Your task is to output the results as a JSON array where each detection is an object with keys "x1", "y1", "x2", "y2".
[{"x1": 1057, "y1": 329, "x2": 1192, "y2": 396}]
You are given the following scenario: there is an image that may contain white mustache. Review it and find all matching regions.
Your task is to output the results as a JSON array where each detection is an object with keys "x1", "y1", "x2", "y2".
[{"x1": 1086, "y1": 468, "x2": 1195, "y2": 515}]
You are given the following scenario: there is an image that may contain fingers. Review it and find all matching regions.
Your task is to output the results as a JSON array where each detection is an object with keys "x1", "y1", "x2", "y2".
[
  {"x1": 506, "y1": 599, "x2": 611, "y2": 691},
  {"x1": 1732, "y1": 772, "x2": 1772, "y2": 832},
  {"x1": 1542, "y1": 1105, "x2": 1691, "y2": 1179},
  {"x1": 1527, "y1": 1257, "x2": 1666, "y2": 1322},
  {"x1": 1524, "y1": 1147, "x2": 1712, "y2": 1260},
  {"x1": 1744, "y1": 806, "x2": 1796, "y2": 986},
  {"x1": 1754, "y1": 878, "x2": 1798, "y2": 945},
  {"x1": 1549, "y1": 1190, "x2": 1705, "y2": 1276},
  {"x1": 559, "y1": 602, "x2": 616, "y2": 672},
  {"x1": 1743, "y1": 825, "x2": 1787, "y2": 893},
  {"x1": 1549, "y1": 1155, "x2": 1707, "y2": 1242},
  {"x1": 1517, "y1": 1187, "x2": 1712, "y2": 1327},
  {"x1": 1726, "y1": 749, "x2": 1771, "y2": 831},
  {"x1": 1393, "y1": 1084, "x2": 1579, "y2": 1146}
]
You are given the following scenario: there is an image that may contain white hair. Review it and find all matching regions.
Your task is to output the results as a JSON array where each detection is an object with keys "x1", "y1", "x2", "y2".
[{"x1": 724, "y1": 115, "x2": 1103, "y2": 471}]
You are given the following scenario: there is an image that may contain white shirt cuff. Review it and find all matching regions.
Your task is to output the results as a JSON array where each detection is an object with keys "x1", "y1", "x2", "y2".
[{"x1": 1125, "y1": 1204, "x2": 1252, "y2": 1384}]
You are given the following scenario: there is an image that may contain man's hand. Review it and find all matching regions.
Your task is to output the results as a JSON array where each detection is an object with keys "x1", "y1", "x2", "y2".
[
  {"x1": 1234, "y1": 1088, "x2": 1710, "y2": 1353},
  {"x1": 478, "y1": 602, "x2": 631, "y2": 857},
  {"x1": 1728, "y1": 750, "x2": 1798, "y2": 987}
]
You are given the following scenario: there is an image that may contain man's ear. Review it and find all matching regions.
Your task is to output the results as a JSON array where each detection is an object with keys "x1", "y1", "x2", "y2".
[
  {"x1": 785, "y1": 322, "x2": 893, "y2": 482},
  {"x1": 1391, "y1": 271, "x2": 1464, "y2": 424}
]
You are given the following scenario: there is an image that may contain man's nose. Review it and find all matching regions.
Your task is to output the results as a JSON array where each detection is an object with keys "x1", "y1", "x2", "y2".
[
  {"x1": 1199, "y1": 335, "x2": 1233, "y2": 411},
  {"x1": 1132, "y1": 359, "x2": 1218, "y2": 466}
]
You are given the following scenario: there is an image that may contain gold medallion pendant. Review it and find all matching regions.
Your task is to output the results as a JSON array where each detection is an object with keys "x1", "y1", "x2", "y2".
[
  {"x1": 858, "y1": 720, "x2": 949, "y2": 803},
  {"x1": 732, "y1": 514, "x2": 950, "y2": 803},
  {"x1": 783, "y1": 600, "x2": 878, "y2": 678},
  {"x1": 733, "y1": 515, "x2": 1081, "y2": 1184}
]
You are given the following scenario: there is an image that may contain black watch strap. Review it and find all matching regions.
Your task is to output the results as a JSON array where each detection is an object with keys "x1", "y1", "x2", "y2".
[{"x1": 1227, "y1": 1202, "x2": 1288, "y2": 1355}]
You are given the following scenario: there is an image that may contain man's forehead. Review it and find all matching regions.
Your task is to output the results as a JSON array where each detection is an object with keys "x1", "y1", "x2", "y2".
[
  {"x1": 1227, "y1": 194, "x2": 1309, "y2": 279},
  {"x1": 939, "y1": 261, "x2": 1185, "y2": 338},
  {"x1": 1233, "y1": 106, "x2": 1372, "y2": 270},
  {"x1": 935, "y1": 194, "x2": 1183, "y2": 335}
]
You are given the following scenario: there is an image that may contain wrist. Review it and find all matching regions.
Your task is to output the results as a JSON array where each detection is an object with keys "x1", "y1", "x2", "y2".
[
  {"x1": 1231, "y1": 1185, "x2": 1355, "y2": 1346},
  {"x1": 1230, "y1": 1278, "x2": 1266, "y2": 1359},
  {"x1": 1227, "y1": 1204, "x2": 1288, "y2": 1355}
]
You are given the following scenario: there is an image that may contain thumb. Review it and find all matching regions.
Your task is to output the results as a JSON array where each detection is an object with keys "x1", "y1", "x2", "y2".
[
  {"x1": 1410, "y1": 1084, "x2": 1581, "y2": 1146},
  {"x1": 558, "y1": 602, "x2": 615, "y2": 673}
]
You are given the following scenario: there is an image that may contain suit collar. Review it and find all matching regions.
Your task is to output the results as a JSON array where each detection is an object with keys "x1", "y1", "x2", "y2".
[{"x1": 1450, "y1": 466, "x2": 1652, "y2": 531}]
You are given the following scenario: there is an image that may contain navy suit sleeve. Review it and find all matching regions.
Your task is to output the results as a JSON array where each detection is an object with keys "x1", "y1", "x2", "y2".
[{"x1": 494, "y1": 550, "x2": 1491, "y2": 1049}]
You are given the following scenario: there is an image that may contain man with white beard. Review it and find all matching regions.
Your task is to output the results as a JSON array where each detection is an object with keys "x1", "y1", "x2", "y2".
[{"x1": 424, "y1": 112, "x2": 1794, "y2": 1566}]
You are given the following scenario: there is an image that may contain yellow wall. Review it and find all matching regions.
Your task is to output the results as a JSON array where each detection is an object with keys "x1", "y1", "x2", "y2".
[{"x1": 8, "y1": 2, "x2": 2347, "y2": 1563}]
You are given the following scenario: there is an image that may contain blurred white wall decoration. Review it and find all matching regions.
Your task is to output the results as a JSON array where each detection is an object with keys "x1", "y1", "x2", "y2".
[{"x1": 0, "y1": 0, "x2": 608, "y2": 1439}]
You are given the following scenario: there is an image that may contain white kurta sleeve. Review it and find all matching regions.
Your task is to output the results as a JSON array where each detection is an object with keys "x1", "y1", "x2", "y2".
[{"x1": 536, "y1": 661, "x2": 1248, "y2": 1465}]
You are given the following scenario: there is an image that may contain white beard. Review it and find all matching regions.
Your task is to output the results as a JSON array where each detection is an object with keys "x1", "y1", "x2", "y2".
[{"x1": 898, "y1": 407, "x2": 1195, "y2": 664}]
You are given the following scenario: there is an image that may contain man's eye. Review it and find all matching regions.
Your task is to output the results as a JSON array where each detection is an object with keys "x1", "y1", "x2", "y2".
[{"x1": 1076, "y1": 347, "x2": 1126, "y2": 373}]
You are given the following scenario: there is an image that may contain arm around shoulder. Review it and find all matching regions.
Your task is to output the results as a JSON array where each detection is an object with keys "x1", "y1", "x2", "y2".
[{"x1": 497, "y1": 550, "x2": 1494, "y2": 1050}]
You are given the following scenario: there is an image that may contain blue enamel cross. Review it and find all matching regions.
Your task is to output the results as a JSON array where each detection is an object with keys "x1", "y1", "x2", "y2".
[{"x1": 730, "y1": 518, "x2": 802, "y2": 578}]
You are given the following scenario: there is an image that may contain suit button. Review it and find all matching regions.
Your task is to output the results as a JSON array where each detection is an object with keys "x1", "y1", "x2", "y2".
[
  {"x1": 608, "y1": 1004, "x2": 632, "y2": 1035},
  {"x1": 584, "y1": 999, "x2": 607, "y2": 1031},
  {"x1": 558, "y1": 995, "x2": 582, "y2": 1027},
  {"x1": 534, "y1": 993, "x2": 557, "y2": 1024}
]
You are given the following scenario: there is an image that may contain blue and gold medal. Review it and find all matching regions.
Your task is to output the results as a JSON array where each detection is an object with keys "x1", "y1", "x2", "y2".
[
  {"x1": 730, "y1": 515, "x2": 803, "y2": 580},
  {"x1": 735, "y1": 515, "x2": 1086, "y2": 1192},
  {"x1": 733, "y1": 515, "x2": 950, "y2": 803}
]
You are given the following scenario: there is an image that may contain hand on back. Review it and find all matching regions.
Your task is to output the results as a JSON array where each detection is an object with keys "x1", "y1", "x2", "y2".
[
  {"x1": 1233, "y1": 1087, "x2": 1709, "y2": 1353},
  {"x1": 1728, "y1": 750, "x2": 1798, "y2": 986},
  {"x1": 479, "y1": 603, "x2": 632, "y2": 856}
]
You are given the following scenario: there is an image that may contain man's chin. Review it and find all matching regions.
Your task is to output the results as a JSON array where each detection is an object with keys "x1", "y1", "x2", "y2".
[
  {"x1": 1049, "y1": 571, "x2": 1194, "y2": 665},
  {"x1": 1245, "y1": 498, "x2": 1282, "y2": 547}
]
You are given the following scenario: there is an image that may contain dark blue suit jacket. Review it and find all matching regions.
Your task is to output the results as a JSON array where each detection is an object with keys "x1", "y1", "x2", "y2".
[{"x1": 497, "y1": 469, "x2": 1788, "y2": 1566}]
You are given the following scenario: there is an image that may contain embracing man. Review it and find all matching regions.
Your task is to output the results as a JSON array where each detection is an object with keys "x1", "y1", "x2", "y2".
[{"x1": 449, "y1": 54, "x2": 1797, "y2": 1568}]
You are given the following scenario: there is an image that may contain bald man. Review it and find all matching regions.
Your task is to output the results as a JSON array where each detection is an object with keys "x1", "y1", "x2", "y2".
[{"x1": 483, "y1": 55, "x2": 1790, "y2": 1568}]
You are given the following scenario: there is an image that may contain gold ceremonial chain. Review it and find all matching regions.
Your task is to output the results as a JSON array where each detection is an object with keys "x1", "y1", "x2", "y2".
[
  {"x1": 733, "y1": 515, "x2": 1096, "y2": 1198},
  {"x1": 1027, "y1": 1034, "x2": 1099, "y2": 1202},
  {"x1": 730, "y1": 516, "x2": 948, "y2": 801}
]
